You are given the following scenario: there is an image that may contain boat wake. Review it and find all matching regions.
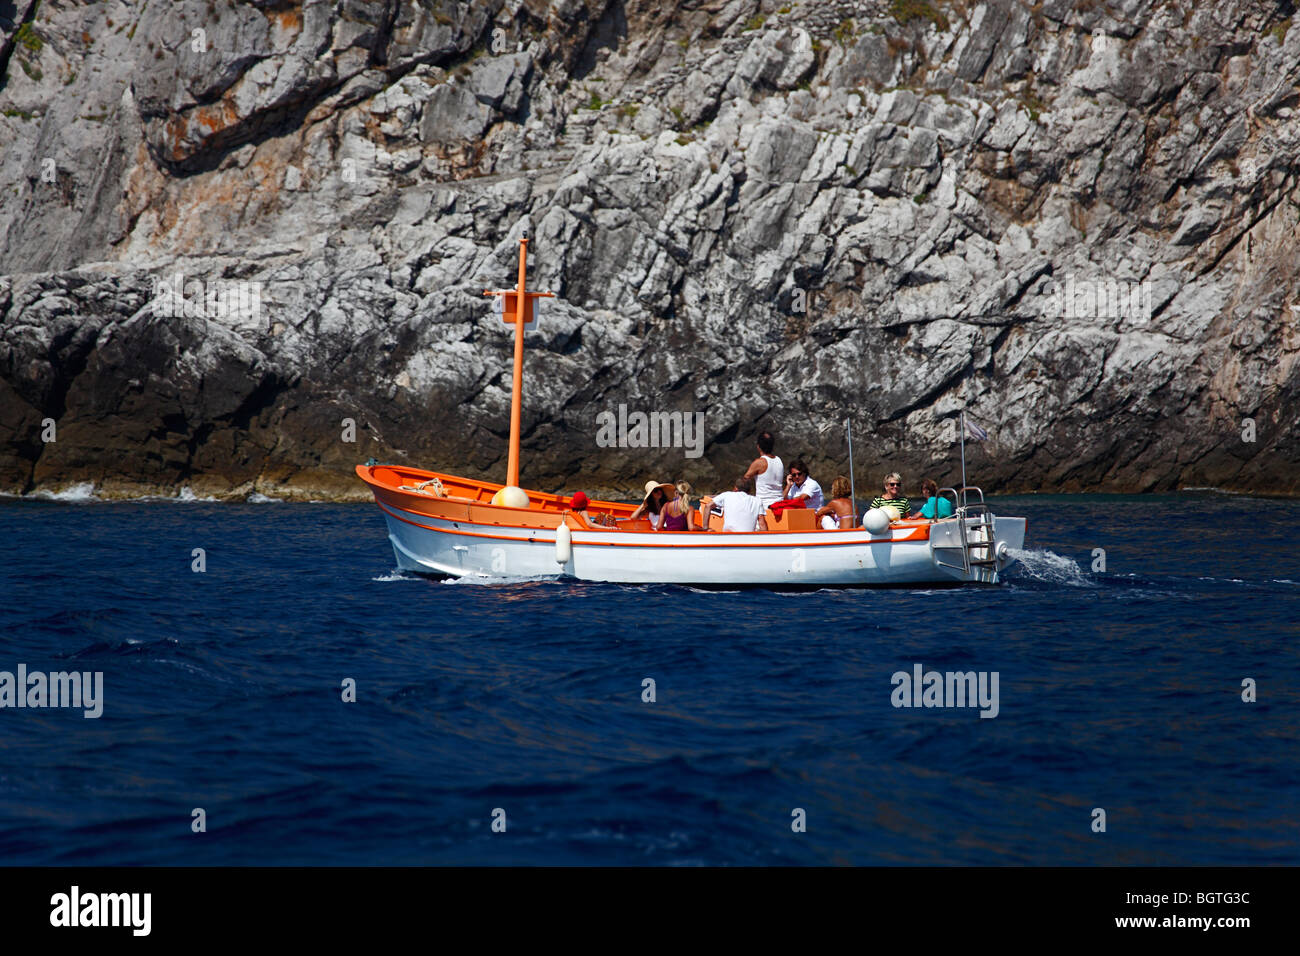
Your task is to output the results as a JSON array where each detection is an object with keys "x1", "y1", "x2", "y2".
[
  {"x1": 442, "y1": 572, "x2": 563, "y2": 587},
  {"x1": 372, "y1": 571, "x2": 419, "y2": 582},
  {"x1": 1004, "y1": 548, "x2": 1096, "y2": 588}
]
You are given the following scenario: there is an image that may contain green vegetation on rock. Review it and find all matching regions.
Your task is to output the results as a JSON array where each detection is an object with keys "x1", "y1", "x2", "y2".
[{"x1": 890, "y1": 0, "x2": 950, "y2": 31}]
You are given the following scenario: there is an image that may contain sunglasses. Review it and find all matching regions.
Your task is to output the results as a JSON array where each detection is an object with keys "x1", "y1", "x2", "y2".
[{"x1": 886, "y1": 482, "x2": 900, "y2": 487}]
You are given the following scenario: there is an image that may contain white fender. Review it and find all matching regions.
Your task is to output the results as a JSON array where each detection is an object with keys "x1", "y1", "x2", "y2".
[
  {"x1": 555, "y1": 522, "x2": 572, "y2": 564},
  {"x1": 863, "y1": 508, "x2": 891, "y2": 534}
]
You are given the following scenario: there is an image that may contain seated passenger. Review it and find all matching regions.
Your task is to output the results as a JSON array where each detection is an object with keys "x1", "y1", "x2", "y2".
[
  {"x1": 567, "y1": 491, "x2": 615, "y2": 527},
  {"x1": 702, "y1": 476, "x2": 766, "y2": 532},
  {"x1": 781, "y1": 459, "x2": 824, "y2": 510},
  {"x1": 629, "y1": 479, "x2": 674, "y2": 528},
  {"x1": 914, "y1": 479, "x2": 954, "y2": 521},
  {"x1": 815, "y1": 476, "x2": 855, "y2": 529},
  {"x1": 869, "y1": 472, "x2": 910, "y2": 518},
  {"x1": 658, "y1": 481, "x2": 696, "y2": 532}
]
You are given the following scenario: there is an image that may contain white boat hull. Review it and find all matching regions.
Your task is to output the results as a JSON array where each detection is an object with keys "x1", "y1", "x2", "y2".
[{"x1": 378, "y1": 498, "x2": 1027, "y2": 587}]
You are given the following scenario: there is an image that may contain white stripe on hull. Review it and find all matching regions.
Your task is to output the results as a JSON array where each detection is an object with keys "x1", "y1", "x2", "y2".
[{"x1": 380, "y1": 503, "x2": 1026, "y2": 586}]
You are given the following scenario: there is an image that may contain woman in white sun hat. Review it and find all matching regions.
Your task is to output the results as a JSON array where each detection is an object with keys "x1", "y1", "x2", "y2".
[{"x1": 629, "y1": 479, "x2": 676, "y2": 528}]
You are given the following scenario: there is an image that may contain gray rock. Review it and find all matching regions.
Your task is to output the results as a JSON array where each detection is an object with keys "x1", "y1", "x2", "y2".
[
  {"x1": 0, "y1": 0, "x2": 1296, "y2": 499},
  {"x1": 421, "y1": 81, "x2": 493, "y2": 144}
]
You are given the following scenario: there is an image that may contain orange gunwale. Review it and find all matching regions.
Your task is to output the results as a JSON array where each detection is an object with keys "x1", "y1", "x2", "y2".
[{"x1": 372, "y1": 497, "x2": 931, "y2": 548}]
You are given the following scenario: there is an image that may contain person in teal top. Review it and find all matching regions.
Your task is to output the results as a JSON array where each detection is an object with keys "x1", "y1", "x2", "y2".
[{"x1": 915, "y1": 479, "x2": 954, "y2": 520}]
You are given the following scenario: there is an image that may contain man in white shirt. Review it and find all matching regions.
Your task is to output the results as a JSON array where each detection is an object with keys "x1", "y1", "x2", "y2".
[
  {"x1": 783, "y1": 459, "x2": 823, "y2": 510},
  {"x1": 743, "y1": 430, "x2": 784, "y2": 510},
  {"x1": 702, "y1": 476, "x2": 766, "y2": 532}
]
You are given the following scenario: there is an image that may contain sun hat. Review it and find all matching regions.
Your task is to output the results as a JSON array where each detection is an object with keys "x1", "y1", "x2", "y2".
[
  {"x1": 570, "y1": 492, "x2": 590, "y2": 510},
  {"x1": 640, "y1": 479, "x2": 675, "y2": 504}
]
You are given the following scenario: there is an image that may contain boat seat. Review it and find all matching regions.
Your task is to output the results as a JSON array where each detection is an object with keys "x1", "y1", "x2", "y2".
[
  {"x1": 765, "y1": 506, "x2": 816, "y2": 531},
  {"x1": 616, "y1": 517, "x2": 654, "y2": 532}
]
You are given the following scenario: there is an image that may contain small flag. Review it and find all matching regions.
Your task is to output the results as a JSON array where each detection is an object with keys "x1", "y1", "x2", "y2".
[{"x1": 965, "y1": 416, "x2": 989, "y2": 442}]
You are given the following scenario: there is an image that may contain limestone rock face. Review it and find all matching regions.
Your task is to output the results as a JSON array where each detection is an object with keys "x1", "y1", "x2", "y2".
[{"x1": 1, "y1": 0, "x2": 1296, "y2": 499}]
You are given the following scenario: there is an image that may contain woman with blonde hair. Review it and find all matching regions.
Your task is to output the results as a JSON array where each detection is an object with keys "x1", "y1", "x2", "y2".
[
  {"x1": 658, "y1": 480, "x2": 696, "y2": 532},
  {"x1": 815, "y1": 476, "x2": 856, "y2": 529},
  {"x1": 869, "y1": 472, "x2": 910, "y2": 518}
]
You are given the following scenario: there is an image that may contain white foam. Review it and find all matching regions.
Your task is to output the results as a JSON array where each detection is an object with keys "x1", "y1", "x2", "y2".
[
  {"x1": 1005, "y1": 548, "x2": 1096, "y2": 587},
  {"x1": 372, "y1": 571, "x2": 417, "y2": 582},
  {"x1": 246, "y1": 492, "x2": 280, "y2": 503},
  {"x1": 175, "y1": 486, "x2": 218, "y2": 502},
  {"x1": 29, "y1": 482, "x2": 99, "y2": 502},
  {"x1": 11, "y1": 484, "x2": 236, "y2": 503},
  {"x1": 442, "y1": 572, "x2": 561, "y2": 586}
]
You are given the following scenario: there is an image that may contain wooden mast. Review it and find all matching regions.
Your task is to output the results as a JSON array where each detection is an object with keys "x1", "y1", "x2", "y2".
[
  {"x1": 507, "y1": 237, "x2": 528, "y2": 487},
  {"x1": 485, "y1": 233, "x2": 554, "y2": 491}
]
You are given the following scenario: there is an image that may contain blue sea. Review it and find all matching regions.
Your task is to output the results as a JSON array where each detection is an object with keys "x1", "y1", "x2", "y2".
[{"x1": 0, "y1": 491, "x2": 1296, "y2": 865}]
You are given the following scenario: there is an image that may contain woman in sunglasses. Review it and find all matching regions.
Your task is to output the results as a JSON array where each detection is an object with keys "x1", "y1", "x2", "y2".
[{"x1": 868, "y1": 472, "x2": 910, "y2": 519}]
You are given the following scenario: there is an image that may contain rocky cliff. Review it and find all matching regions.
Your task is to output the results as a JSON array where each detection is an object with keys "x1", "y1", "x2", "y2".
[{"x1": 1, "y1": 0, "x2": 1297, "y2": 500}]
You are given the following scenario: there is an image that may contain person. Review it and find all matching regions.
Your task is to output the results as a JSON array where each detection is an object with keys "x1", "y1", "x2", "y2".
[
  {"x1": 914, "y1": 478, "x2": 954, "y2": 520},
  {"x1": 815, "y1": 476, "x2": 855, "y2": 529},
  {"x1": 743, "y1": 430, "x2": 785, "y2": 510},
  {"x1": 658, "y1": 481, "x2": 696, "y2": 532},
  {"x1": 869, "y1": 472, "x2": 910, "y2": 518},
  {"x1": 629, "y1": 479, "x2": 674, "y2": 528},
  {"x1": 782, "y1": 459, "x2": 824, "y2": 511},
  {"x1": 568, "y1": 491, "x2": 615, "y2": 527},
  {"x1": 701, "y1": 475, "x2": 765, "y2": 532}
]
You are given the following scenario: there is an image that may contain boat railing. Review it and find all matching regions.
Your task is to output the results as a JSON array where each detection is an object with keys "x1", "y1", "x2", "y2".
[
  {"x1": 956, "y1": 485, "x2": 987, "y2": 513},
  {"x1": 937, "y1": 487, "x2": 961, "y2": 520}
]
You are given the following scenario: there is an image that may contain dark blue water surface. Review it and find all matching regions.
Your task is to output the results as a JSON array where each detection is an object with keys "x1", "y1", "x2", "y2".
[{"x1": 0, "y1": 492, "x2": 1296, "y2": 865}]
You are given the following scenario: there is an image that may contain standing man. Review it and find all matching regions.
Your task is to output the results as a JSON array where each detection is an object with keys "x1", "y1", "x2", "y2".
[
  {"x1": 744, "y1": 430, "x2": 785, "y2": 510},
  {"x1": 783, "y1": 460, "x2": 823, "y2": 510}
]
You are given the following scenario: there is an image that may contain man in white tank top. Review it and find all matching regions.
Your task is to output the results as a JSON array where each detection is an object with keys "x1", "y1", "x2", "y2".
[{"x1": 744, "y1": 430, "x2": 785, "y2": 510}]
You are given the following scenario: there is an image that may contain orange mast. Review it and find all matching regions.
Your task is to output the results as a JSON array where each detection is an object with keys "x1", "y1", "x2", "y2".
[{"x1": 485, "y1": 233, "x2": 554, "y2": 490}]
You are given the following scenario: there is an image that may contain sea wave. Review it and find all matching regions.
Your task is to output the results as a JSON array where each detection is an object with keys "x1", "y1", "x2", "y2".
[
  {"x1": 174, "y1": 486, "x2": 218, "y2": 502},
  {"x1": 4, "y1": 484, "x2": 225, "y2": 503},
  {"x1": 27, "y1": 481, "x2": 100, "y2": 502}
]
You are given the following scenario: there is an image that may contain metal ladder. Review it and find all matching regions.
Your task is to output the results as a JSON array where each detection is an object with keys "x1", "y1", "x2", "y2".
[{"x1": 935, "y1": 486, "x2": 998, "y2": 581}]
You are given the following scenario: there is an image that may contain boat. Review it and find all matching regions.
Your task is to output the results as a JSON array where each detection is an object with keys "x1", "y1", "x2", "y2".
[{"x1": 357, "y1": 235, "x2": 1026, "y2": 586}]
